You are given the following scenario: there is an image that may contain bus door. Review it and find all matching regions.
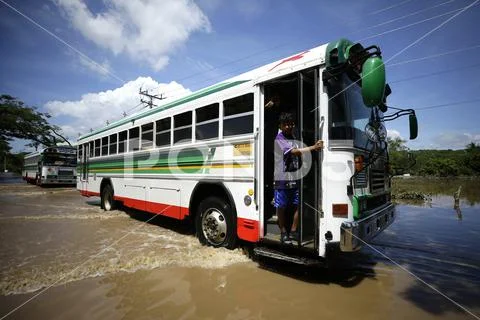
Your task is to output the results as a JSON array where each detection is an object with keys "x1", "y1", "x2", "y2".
[
  {"x1": 298, "y1": 69, "x2": 320, "y2": 248},
  {"x1": 81, "y1": 143, "x2": 89, "y2": 192}
]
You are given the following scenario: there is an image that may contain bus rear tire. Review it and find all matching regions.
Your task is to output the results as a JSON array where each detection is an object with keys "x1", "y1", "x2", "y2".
[
  {"x1": 101, "y1": 185, "x2": 116, "y2": 211},
  {"x1": 195, "y1": 197, "x2": 237, "y2": 249}
]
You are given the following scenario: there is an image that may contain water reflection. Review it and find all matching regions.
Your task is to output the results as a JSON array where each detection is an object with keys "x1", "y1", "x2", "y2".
[
  {"x1": 392, "y1": 177, "x2": 480, "y2": 206},
  {"x1": 372, "y1": 188, "x2": 480, "y2": 317}
]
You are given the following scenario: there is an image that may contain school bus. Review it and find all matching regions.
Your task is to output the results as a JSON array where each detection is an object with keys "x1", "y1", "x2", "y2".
[{"x1": 77, "y1": 38, "x2": 417, "y2": 263}]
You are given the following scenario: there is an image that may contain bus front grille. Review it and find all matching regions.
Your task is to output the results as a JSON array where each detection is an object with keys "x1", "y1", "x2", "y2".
[
  {"x1": 355, "y1": 171, "x2": 368, "y2": 188},
  {"x1": 370, "y1": 168, "x2": 385, "y2": 193},
  {"x1": 58, "y1": 170, "x2": 73, "y2": 177}
]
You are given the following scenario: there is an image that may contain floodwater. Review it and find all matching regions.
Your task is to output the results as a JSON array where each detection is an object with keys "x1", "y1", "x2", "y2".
[{"x1": 0, "y1": 178, "x2": 479, "y2": 320}]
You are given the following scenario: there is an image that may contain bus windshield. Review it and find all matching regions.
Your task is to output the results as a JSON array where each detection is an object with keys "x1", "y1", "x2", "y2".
[
  {"x1": 328, "y1": 73, "x2": 382, "y2": 149},
  {"x1": 43, "y1": 153, "x2": 77, "y2": 167}
]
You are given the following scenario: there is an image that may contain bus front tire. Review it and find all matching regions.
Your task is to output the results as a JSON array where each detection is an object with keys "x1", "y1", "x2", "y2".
[
  {"x1": 196, "y1": 197, "x2": 237, "y2": 249},
  {"x1": 101, "y1": 185, "x2": 116, "y2": 211}
]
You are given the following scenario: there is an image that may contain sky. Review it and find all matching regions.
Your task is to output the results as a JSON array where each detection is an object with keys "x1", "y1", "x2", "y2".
[{"x1": 0, "y1": 0, "x2": 479, "y2": 152}]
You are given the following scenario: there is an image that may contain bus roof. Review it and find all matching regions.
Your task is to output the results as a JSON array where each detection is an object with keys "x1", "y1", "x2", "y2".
[{"x1": 78, "y1": 42, "x2": 329, "y2": 142}]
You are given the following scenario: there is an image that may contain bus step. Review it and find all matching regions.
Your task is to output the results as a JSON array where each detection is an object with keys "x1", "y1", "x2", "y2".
[{"x1": 253, "y1": 246, "x2": 323, "y2": 266}]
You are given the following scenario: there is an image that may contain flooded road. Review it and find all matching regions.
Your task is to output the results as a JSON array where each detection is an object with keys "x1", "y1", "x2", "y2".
[{"x1": 0, "y1": 179, "x2": 479, "y2": 319}]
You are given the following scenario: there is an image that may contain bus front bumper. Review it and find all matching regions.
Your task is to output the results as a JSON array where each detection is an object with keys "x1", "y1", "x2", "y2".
[{"x1": 340, "y1": 203, "x2": 395, "y2": 252}]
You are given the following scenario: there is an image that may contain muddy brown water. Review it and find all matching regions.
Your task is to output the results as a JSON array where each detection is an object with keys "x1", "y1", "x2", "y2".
[{"x1": 0, "y1": 179, "x2": 479, "y2": 319}]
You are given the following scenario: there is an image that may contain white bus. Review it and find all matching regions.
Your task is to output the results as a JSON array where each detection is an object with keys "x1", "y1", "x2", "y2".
[
  {"x1": 77, "y1": 39, "x2": 417, "y2": 262},
  {"x1": 23, "y1": 146, "x2": 77, "y2": 186}
]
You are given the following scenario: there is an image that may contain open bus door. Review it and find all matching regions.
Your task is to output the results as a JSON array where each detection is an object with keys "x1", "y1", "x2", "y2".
[
  {"x1": 298, "y1": 69, "x2": 320, "y2": 249},
  {"x1": 80, "y1": 143, "x2": 89, "y2": 193},
  {"x1": 259, "y1": 68, "x2": 321, "y2": 254}
]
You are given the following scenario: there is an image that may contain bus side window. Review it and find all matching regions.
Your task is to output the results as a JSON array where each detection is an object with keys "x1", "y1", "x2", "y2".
[
  {"x1": 109, "y1": 133, "x2": 117, "y2": 155},
  {"x1": 196, "y1": 103, "x2": 219, "y2": 141},
  {"x1": 129, "y1": 127, "x2": 140, "y2": 152},
  {"x1": 223, "y1": 93, "x2": 254, "y2": 137},
  {"x1": 89, "y1": 141, "x2": 94, "y2": 158},
  {"x1": 94, "y1": 139, "x2": 101, "y2": 157},
  {"x1": 101, "y1": 136, "x2": 108, "y2": 156},
  {"x1": 118, "y1": 131, "x2": 127, "y2": 153},
  {"x1": 156, "y1": 118, "x2": 171, "y2": 147},
  {"x1": 174, "y1": 111, "x2": 192, "y2": 144},
  {"x1": 141, "y1": 123, "x2": 154, "y2": 150}
]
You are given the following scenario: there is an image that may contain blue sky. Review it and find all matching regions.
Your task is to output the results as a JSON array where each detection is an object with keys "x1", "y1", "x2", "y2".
[{"x1": 1, "y1": 0, "x2": 479, "y2": 151}]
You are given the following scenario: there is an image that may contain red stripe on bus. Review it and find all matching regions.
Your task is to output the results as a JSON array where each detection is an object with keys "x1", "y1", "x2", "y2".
[
  {"x1": 114, "y1": 196, "x2": 189, "y2": 220},
  {"x1": 80, "y1": 190, "x2": 100, "y2": 197},
  {"x1": 80, "y1": 191, "x2": 259, "y2": 242},
  {"x1": 237, "y1": 217, "x2": 260, "y2": 242}
]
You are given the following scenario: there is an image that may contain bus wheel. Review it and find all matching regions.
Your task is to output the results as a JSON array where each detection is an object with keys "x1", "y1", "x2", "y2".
[
  {"x1": 101, "y1": 185, "x2": 115, "y2": 211},
  {"x1": 196, "y1": 197, "x2": 237, "y2": 249}
]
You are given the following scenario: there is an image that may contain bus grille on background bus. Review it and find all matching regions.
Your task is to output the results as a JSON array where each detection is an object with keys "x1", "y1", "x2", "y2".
[{"x1": 58, "y1": 170, "x2": 73, "y2": 177}]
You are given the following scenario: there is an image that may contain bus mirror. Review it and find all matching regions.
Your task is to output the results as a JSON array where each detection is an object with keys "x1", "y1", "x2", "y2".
[
  {"x1": 361, "y1": 57, "x2": 385, "y2": 107},
  {"x1": 409, "y1": 114, "x2": 418, "y2": 140}
]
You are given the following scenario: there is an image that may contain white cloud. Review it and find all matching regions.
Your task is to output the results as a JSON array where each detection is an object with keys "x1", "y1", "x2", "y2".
[
  {"x1": 387, "y1": 129, "x2": 402, "y2": 139},
  {"x1": 54, "y1": 0, "x2": 211, "y2": 71},
  {"x1": 45, "y1": 77, "x2": 191, "y2": 138},
  {"x1": 432, "y1": 132, "x2": 480, "y2": 150}
]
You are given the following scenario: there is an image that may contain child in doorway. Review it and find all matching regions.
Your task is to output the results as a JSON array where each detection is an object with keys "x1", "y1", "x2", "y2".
[{"x1": 274, "y1": 112, "x2": 323, "y2": 244}]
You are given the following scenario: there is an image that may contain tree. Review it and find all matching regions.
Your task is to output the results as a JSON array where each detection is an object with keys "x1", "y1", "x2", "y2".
[
  {"x1": 387, "y1": 137, "x2": 411, "y2": 175},
  {"x1": 464, "y1": 142, "x2": 480, "y2": 174},
  {"x1": 0, "y1": 94, "x2": 71, "y2": 150},
  {"x1": 419, "y1": 158, "x2": 459, "y2": 177}
]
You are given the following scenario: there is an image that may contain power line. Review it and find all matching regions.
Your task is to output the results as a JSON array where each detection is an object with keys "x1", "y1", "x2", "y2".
[
  {"x1": 415, "y1": 98, "x2": 480, "y2": 111},
  {"x1": 390, "y1": 62, "x2": 480, "y2": 84},
  {"x1": 0, "y1": 0, "x2": 126, "y2": 84},
  {"x1": 349, "y1": 0, "x2": 457, "y2": 35},
  {"x1": 168, "y1": 2, "x2": 465, "y2": 93},
  {"x1": 369, "y1": 0, "x2": 414, "y2": 15},
  {"x1": 389, "y1": 44, "x2": 480, "y2": 66},
  {"x1": 357, "y1": 4, "x2": 478, "y2": 42}
]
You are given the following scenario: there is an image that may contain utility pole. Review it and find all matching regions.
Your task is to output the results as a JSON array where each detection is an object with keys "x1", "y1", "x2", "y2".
[{"x1": 139, "y1": 88, "x2": 166, "y2": 109}]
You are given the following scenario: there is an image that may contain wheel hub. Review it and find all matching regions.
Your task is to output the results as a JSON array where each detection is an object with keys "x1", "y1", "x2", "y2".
[{"x1": 201, "y1": 208, "x2": 227, "y2": 245}]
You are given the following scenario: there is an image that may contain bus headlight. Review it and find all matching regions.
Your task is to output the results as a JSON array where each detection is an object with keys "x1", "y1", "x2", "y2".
[{"x1": 244, "y1": 195, "x2": 252, "y2": 206}]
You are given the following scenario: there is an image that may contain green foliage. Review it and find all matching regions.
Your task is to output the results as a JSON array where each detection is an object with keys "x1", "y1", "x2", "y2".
[
  {"x1": 387, "y1": 137, "x2": 410, "y2": 175},
  {"x1": 387, "y1": 138, "x2": 480, "y2": 177},
  {"x1": 0, "y1": 94, "x2": 66, "y2": 148},
  {"x1": 464, "y1": 143, "x2": 480, "y2": 173},
  {"x1": 0, "y1": 153, "x2": 26, "y2": 174},
  {"x1": 419, "y1": 158, "x2": 459, "y2": 177}
]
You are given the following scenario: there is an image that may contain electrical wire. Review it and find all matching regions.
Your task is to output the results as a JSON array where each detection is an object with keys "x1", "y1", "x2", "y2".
[
  {"x1": 0, "y1": 0, "x2": 126, "y2": 85},
  {"x1": 389, "y1": 44, "x2": 480, "y2": 66},
  {"x1": 415, "y1": 98, "x2": 480, "y2": 111},
  {"x1": 348, "y1": 0, "x2": 457, "y2": 36},
  {"x1": 358, "y1": 4, "x2": 479, "y2": 42},
  {"x1": 389, "y1": 62, "x2": 480, "y2": 84}
]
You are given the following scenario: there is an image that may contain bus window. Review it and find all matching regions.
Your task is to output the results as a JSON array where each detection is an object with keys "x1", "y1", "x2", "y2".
[
  {"x1": 94, "y1": 139, "x2": 101, "y2": 157},
  {"x1": 223, "y1": 93, "x2": 254, "y2": 137},
  {"x1": 141, "y1": 123, "x2": 154, "y2": 150},
  {"x1": 109, "y1": 133, "x2": 117, "y2": 155},
  {"x1": 118, "y1": 130, "x2": 127, "y2": 153},
  {"x1": 78, "y1": 144, "x2": 83, "y2": 161},
  {"x1": 174, "y1": 111, "x2": 192, "y2": 144},
  {"x1": 129, "y1": 127, "x2": 140, "y2": 152},
  {"x1": 89, "y1": 141, "x2": 94, "y2": 158},
  {"x1": 196, "y1": 103, "x2": 219, "y2": 141},
  {"x1": 156, "y1": 118, "x2": 171, "y2": 147},
  {"x1": 101, "y1": 136, "x2": 108, "y2": 156}
]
